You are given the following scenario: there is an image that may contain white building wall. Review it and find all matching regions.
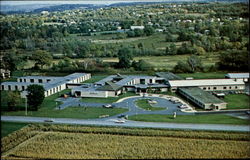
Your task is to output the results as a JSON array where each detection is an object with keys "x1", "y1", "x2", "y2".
[{"x1": 107, "y1": 91, "x2": 116, "y2": 97}]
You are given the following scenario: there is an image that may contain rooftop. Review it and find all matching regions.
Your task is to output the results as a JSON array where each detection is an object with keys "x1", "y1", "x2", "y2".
[
  {"x1": 168, "y1": 79, "x2": 245, "y2": 87},
  {"x1": 156, "y1": 72, "x2": 183, "y2": 80},
  {"x1": 225, "y1": 73, "x2": 249, "y2": 79},
  {"x1": 179, "y1": 87, "x2": 226, "y2": 104}
]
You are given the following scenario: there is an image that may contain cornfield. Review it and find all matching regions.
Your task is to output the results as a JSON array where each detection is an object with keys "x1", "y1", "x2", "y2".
[{"x1": 2, "y1": 124, "x2": 250, "y2": 159}]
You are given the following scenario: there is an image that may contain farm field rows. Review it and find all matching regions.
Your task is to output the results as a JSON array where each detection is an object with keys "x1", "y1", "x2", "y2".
[{"x1": 1, "y1": 124, "x2": 250, "y2": 159}]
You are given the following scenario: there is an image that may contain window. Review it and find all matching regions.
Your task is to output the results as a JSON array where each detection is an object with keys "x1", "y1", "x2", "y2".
[
  {"x1": 8, "y1": 85, "x2": 11, "y2": 90},
  {"x1": 24, "y1": 79, "x2": 26, "y2": 82},
  {"x1": 38, "y1": 79, "x2": 43, "y2": 83},
  {"x1": 15, "y1": 86, "x2": 18, "y2": 90},
  {"x1": 47, "y1": 79, "x2": 51, "y2": 82},
  {"x1": 235, "y1": 86, "x2": 238, "y2": 89},
  {"x1": 22, "y1": 86, "x2": 25, "y2": 91},
  {"x1": 213, "y1": 87, "x2": 217, "y2": 90},
  {"x1": 208, "y1": 87, "x2": 210, "y2": 90},
  {"x1": 229, "y1": 86, "x2": 232, "y2": 89},
  {"x1": 30, "y1": 79, "x2": 34, "y2": 83},
  {"x1": 20, "y1": 79, "x2": 22, "y2": 82},
  {"x1": 150, "y1": 79, "x2": 152, "y2": 83},
  {"x1": 203, "y1": 87, "x2": 206, "y2": 90},
  {"x1": 2, "y1": 85, "x2": 4, "y2": 90},
  {"x1": 223, "y1": 87, "x2": 227, "y2": 90}
]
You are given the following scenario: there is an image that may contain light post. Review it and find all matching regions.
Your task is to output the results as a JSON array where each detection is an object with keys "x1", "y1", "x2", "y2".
[{"x1": 25, "y1": 97, "x2": 27, "y2": 116}]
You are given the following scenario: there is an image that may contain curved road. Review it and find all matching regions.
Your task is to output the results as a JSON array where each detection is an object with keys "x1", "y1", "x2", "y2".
[{"x1": 1, "y1": 115, "x2": 249, "y2": 132}]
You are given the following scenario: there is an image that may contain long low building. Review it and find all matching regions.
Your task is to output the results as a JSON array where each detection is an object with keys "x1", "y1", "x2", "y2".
[
  {"x1": 178, "y1": 87, "x2": 227, "y2": 110},
  {"x1": 168, "y1": 79, "x2": 245, "y2": 92},
  {"x1": 71, "y1": 74, "x2": 168, "y2": 98},
  {"x1": 225, "y1": 73, "x2": 249, "y2": 82},
  {"x1": 1, "y1": 73, "x2": 91, "y2": 97}
]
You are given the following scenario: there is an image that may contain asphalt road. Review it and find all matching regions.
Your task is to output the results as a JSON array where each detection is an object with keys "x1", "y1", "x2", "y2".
[{"x1": 1, "y1": 116, "x2": 250, "y2": 132}]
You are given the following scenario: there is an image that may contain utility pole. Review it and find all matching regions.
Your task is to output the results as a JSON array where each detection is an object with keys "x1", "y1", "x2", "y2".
[{"x1": 25, "y1": 97, "x2": 27, "y2": 116}]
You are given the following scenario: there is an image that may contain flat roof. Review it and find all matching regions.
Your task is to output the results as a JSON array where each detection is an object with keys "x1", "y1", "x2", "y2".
[
  {"x1": 179, "y1": 87, "x2": 226, "y2": 104},
  {"x1": 225, "y1": 73, "x2": 249, "y2": 79},
  {"x1": 156, "y1": 72, "x2": 183, "y2": 80},
  {"x1": 168, "y1": 79, "x2": 245, "y2": 87}
]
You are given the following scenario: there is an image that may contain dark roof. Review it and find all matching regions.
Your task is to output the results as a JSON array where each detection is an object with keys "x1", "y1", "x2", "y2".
[
  {"x1": 156, "y1": 72, "x2": 183, "y2": 80},
  {"x1": 96, "y1": 81, "x2": 122, "y2": 91}
]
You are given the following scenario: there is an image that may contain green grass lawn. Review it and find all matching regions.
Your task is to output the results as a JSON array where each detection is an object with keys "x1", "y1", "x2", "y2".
[
  {"x1": 224, "y1": 94, "x2": 250, "y2": 109},
  {"x1": 1, "y1": 89, "x2": 128, "y2": 118},
  {"x1": 1, "y1": 121, "x2": 29, "y2": 138},
  {"x1": 129, "y1": 114, "x2": 249, "y2": 125},
  {"x1": 81, "y1": 92, "x2": 137, "y2": 103},
  {"x1": 177, "y1": 72, "x2": 227, "y2": 79},
  {"x1": 136, "y1": 99, "x2": 165, "y2": 111}
]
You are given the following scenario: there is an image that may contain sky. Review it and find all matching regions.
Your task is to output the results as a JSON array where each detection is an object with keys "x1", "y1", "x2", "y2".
[{"x1": 1, "y1": 0, "x2": 170, "y2": 6}]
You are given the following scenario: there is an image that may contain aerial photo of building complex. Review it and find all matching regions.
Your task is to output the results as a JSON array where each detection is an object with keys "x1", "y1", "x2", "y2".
[{"x1": 1, "y1": 0, "x2": 249, "y2": 159}]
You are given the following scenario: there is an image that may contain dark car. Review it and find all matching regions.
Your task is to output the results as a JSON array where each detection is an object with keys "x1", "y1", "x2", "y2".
[{"x1": 117, "y1": 114, "x2": 128, "y2": 119}]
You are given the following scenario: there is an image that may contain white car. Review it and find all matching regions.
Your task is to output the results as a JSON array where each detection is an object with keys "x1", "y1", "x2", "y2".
[
  {"x1": 148, "y1": 100, "x2": 157, "y2": 104},
  {"x1": 102, "y1": 104, "x2": 113, "y2": 108},
  {"x1": 115, "y1": 119, "x2": 125, "y2": 123}
]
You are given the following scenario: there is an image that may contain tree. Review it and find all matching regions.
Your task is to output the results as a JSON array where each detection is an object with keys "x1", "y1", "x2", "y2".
[
  {"x1": 7, "y1": 91, "x2": 21, "y2": 111},
  {"x1": 31, "y1": 50, "x2": 52, "y2": 69},
  {"x1": 144, "y1": 26, "x2": 155, "y2": 36},
  {"x1": 26, "y1": 85, "x2": 45, "y2": 111},
  {"x1": 117, "y1": 47, "x2": 133, "y2": 68},
  {"x1": 187, "y1": 55, "x2": 204, "y2": 72},
  {"x1": 165, "y1": 43, "x2": 177, "y2": 55},
  {"x1": 132, "y1": 59, "x2": 153, "y2": 71}
]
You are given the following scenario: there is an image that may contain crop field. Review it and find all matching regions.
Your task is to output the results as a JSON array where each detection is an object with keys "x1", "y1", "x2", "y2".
[{"x1": 1, "y1": 124, "x2": 250, "y2": 159}]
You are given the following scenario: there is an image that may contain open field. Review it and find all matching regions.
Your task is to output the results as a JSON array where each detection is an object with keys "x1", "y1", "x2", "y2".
[
  {"x1": 81, "y1": 92, "x2": 137, "y2": 103},
  {"x1": 136, "y1": 99, "x2": 165, "y2": 111},
  {"x1": 128, "y1": 114, "x2": 249, "y2": 125},
  {"x1": 1, "y1": 124, "x2": 250, "y2": 159},
  {"x1": 224, "y1": 94, "x2": 250, "y2": 109},
  {"x1": 1, "y1": 122, "x2": 29, "y2": 138}
]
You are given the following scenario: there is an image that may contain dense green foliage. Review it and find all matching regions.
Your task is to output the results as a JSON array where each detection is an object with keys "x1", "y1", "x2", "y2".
[
  {"x1": 27, "y1": 84, "x2": 45, "y2": 111},
  {"x1": 0, "y1": 2, "x2": 248, "y2": 72}
]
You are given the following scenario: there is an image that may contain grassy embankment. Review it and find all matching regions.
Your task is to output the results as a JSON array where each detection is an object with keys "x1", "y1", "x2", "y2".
[
  {"x1": 1, "y1": 89, "x2": 128, "y2": 119},
  {"x1": 1, "y1": 124, "x2": 250, "y2": 159},
  {"x1": 135, "y1": 99, "x2": 165, "y2": 111},
  {"x1": 1, "y1": 121, "x2": 29, "y2": 138},
  {"x1": 128, "y1": 114, "x2": 249, "y2": 125}
]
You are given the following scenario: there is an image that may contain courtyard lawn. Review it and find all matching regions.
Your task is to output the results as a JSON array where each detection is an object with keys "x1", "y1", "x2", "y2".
[
  {"x1": 224, "y1": 94, "x2": 250, "y2": 109},
  {"x1": 136, "y1": 99, "x2": 165, "y2": 111},
  {"x1": 1, "y1": 121, "x2": 29, "y2": 138},
  {"x1": 80, "y1": 92, "x2": 137, "y2": 103},
  {"x1": 129, "y1": 114, "x2": 249, "y2": 125},
  {"x1": 83, "y1": 75, "x2": 109, "y2": 83}
]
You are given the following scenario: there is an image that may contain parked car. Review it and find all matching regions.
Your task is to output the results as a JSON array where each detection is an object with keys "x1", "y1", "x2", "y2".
[
  {"x1": 44, "y1": 119, "x2": 54, "y2": 122},
  {"x1": 102, "y1": 104, "x2": 113, "y2": 108},
  {"x1": 148, "y1": 99, "x2": 157, "y2": 104},
  {"x1": 178, "y1": 104, "x2": 188, "y2": 109}
]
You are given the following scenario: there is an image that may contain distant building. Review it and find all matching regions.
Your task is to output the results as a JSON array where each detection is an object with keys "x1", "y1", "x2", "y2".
[
  {"x1": 130, "y1": 26, "x2": 145, "y2": 30},
  {"x1": 178, "y1": 87, "x2": 227, "y2": 110},
  {"x1": 41, "y1": 11, "x2": 49, "y2": 15},
  {"x1": 1, "y1": 73, "x2": 91, "y2": 97},
  {"x1": 0, "y1": 69, "x2": 10, "y2": 79},
  {"x1": 225, "y1": 73, "x2": 249, "y2": 83},
  {"x1": 168, "y1": 79, "x2": 245, "y2": 92}
]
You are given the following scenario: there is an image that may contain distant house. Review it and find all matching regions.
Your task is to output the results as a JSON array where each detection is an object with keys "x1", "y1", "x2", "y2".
[
  {"x1": 130, "y1": 26, "x2": 145, "y2": 30},
  {"x1": 155, "y1": 29, "x2": 164, "y2": 32},
  {"x1": 0, "y1": 69, "x2": 10, "y2": 79},
  {"x1": 41, "y1": 11, "x2": 49, "y2": 15}
]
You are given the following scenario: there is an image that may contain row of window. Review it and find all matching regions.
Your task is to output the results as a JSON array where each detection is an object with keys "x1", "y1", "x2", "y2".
[
  {"x1": 19, "y1": 78, "x2": 51, "y2": 83},
  {"x1": 202, "y1": 86, "x2": 238, "y2": 90}
]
